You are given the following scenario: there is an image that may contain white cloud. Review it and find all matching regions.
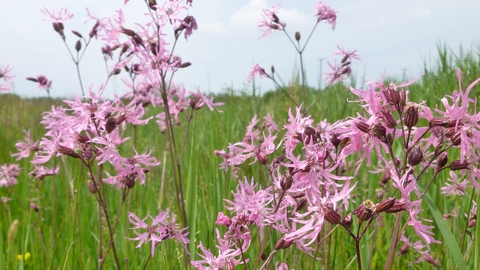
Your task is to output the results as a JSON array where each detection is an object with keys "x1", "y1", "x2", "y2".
[
  {"x1": 408, "y1": 7, "x2": 430, "y2": 19},
  {"x1": 201, "y1": 21, "x2": 228, "y2": 34}
]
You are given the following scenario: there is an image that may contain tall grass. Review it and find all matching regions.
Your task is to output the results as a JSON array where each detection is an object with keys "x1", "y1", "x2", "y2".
[{"x1": 1, "y1": 44, "x2": 480, "y2": 269}]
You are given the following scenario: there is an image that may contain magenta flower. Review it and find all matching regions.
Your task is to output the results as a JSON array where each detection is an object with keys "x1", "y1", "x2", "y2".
[
  {"x1": 258, "y1": 4, "x2": 286, "y2": 38},
  {"x1": 228, "y1": 132, "x2": 277, "y2": 165},
  {"x1": 247, "y1": 64, "x2": 269, "y2": 83},
  {"x1": 440, "y1": 171, "x2": 469, "y2": 196},
  {"x1": 29, "y1": 166, "x2": 59, "y2": 180},
  {"x1": 12, "y1": 130, "x2": 39, "y2": 160},
  {"x1": 314, "y1": 2, "x2": 337, "y2": 29},
  {"x1": 26, "y1": 75, "x2": 52, "y2": 92},
  {"x1": 0, "y1": 164, "x2": 21, "y2": 188},
  {"x1": 41, "y1": 7, "x2": 73, "y2": 23},
  {"x1": 128, "y1": 209, "x2": 189, "y2": 257},
  {"x1": 0, "y1": 65, "x2": 14, "y2": 92}
]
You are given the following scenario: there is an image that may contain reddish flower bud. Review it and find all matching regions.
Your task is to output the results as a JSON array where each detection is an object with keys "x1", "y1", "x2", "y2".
[
  {"x1": 375, "y1": 198, "x2": 396, "y2": 213},
  {"x1": 179, "y1": 62, "x2": 191, "y2": 68},
  {"x1": 295, "y1": 31, "x2": 301, "y2": 41},
  {"x1": 384, "y1": 200, "x2": 407, "y2": 213},
  {"x1": 105, "y1": 118, "x2": 116, "y2": 133},
  {"x1": 88, "y1": 180, "x2": 97, "y2": 193},
  {"x1": 449, "y1": 160, "x2": 470, "y2": 171},
  {"x1": 122, "y1": 28, "x2": 136, "y2": 37},
  {"x1": 467, "y1": 218, "x2": 476, "y2": 228},
  {"x1": 341, "y1": 214, "x2": 353, "y2": 231},
  {"x1": 330, "y1": 132, "x2": 341, "y2": 147},
  {"x1": 355, "y1": 200, "x2": 374, "y2": 222},
  {"x1": 280, "y1": 174, "x2": 293, "y2": 191},
  {"x1": 381, "y1": 169, "x2": 391, "y2": 184},
  {"x1": 408, "y1": 147, "x2": 423, "y2": 166},
  {"x1": 372, "y1": 124, "x2": 387, "y2": 140},
  {"x1": 451, "y1": 131, "x2": 462, "y2": 146},
  {"x1": 400, "y1": 244, "x2": 410, "y2": 255},
  {"x1": 404, "y1": 106, "x2": 419, "y2": 129},
  {"x1": 325, "y1": 210, "x2": 342, "y2": 225},
  {"x1": 71, "y1": 30, "x2": 83, "y2": 38},
  {"x1": 295, "y1": 197, "x2": 307, "y2": 212},
  {"x1": 382, "y1": 111, "x2": 397, "y2": 129},
  {"x1": 355, "y1": 121, "x2": 370, "y2": 133},
  {"x1": 436, "y1": 152, "x2": 448, "y2": 170},
  {"x1": 30, "y1": 203, "x2": 40, "y2": 213},
  {"x1": 429, "y1": 117, "x2": 447, "y2": 127},
  {"x1": 75, "y1": 40, "x2": 82, "y2": 52},
  {"x1": 271, "y1": 65, "x2": 275, "y2": 74}
]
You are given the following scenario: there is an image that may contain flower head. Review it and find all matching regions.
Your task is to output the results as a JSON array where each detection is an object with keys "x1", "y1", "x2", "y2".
[{"x1": 315, "y1": 2, "x2": 337, "y2": 29}]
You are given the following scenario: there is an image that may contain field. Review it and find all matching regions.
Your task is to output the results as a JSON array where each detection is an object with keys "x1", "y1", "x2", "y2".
[{"x1": 1, "y1": 42, "x2": 480, "y2": 270}]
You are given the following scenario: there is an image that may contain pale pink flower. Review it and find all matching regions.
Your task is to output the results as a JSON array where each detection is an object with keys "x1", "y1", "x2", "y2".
[
  {"x1": 440, "y1": 171, "x2": 469, "y2": 196},
  {"x1": 12, "y1": 130, "x2": 39, "y2": 160},
  {"x1": 258, "y1": 4, "x2": 286, "y2": 38},
  {"x1": 41, "y1": 7, "x2": 73, "y2": 23},
  {"x1": 247, "y1": 64, "x2": 269, "y2": 83},
  {"x1": 315, "y1": 2, "x2": 337, "y2": 29},
  {"x1": 0, "y1": 164, "x2": 21, "y2": 188}
]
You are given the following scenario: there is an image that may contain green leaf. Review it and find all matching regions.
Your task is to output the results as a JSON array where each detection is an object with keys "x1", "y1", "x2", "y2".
[{"x1": 423, "y1": 193, "x2": 467, "y2": 270}]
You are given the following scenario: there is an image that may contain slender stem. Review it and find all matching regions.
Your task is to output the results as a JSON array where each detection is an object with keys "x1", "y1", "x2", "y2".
[{"x1": 384, "y1": 212, "x2": 403, "y2": 270}]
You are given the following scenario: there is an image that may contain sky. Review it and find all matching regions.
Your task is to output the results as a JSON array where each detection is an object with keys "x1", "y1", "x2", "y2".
[{"x1": 1, "y1": 0, "x2": 479, "y2": 99}]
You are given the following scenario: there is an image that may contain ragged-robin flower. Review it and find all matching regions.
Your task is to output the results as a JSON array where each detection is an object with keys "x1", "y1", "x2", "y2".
[{"x1": 258, "y1": 4, "x2": 286, "y2": 38}]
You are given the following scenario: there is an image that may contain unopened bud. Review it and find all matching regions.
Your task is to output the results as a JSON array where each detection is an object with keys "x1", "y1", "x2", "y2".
[
  {"x1": 295, "y1": 31, "x2": 301, "y2": 41},
  {"x1": 280, "y1": 174, "x2": 293, "y2": 191},
  {"x1": 75, "y1": 40, "x2": 82, "y2": 52},
  {"x1": 382, "y1": 111, "x2": 397, "y2": 129},
  {"x1": 355, "y1": 121, "x2": 370, "y2": 133},
  {"x1": 272, "y1": 13, "x2": 280, "y2": 23},
  {"x1": 88, "y1": 180, "x2": 97, "y2": 193},
  {"x1": 89, "y1": 21, "x2": 99, "y2": 38},
  {"x1": 468, "y1": 218, "x2": 476, "y2": 228},
  {"x1": 295, "y1": 197, "x2": 307, "y2": 212},
  {"x1": 325, "y1": 210, "x2": 342, "y2": 225},
  {"x1": 429, "y1": 117, "x2": 447, "y2": 127},
  {"x1": 72, "y1": 30, "x2": 83, "y2": 38},
  {"x1": 125, "y1": 174, "x2": 136, "y2": 188},
  {"x1": 436, "y1": 152, "x2": 448, "y2": 170},
  {"x1": 372, "y1": 124, "x2": 387, "y2": 140},
  {"x1": 105, "y1": 118, "x2": 116, "y2": 133},
  {"x1": 148, "y1": 0, "x2": 157, "y2": 10},
  {"x1": 112, "y1": 69, "x2": 121, "y2": 75},
  {"x1": 408, "y1": 147, "x2": 423, "y2": 166},
  {"x1": 58, "y1": 145, "x2": 81, "y2": 159},
  {"x1": 375, "y1": 198, "x2": 396, "y2": 213},
  {"x1": 381, "y1": 169, "x2": 391, "y2": 184},
  {"x1": 330, "y1": 132, "x2": 341, "y2": 147},
  {"x1": 400, "y1": 244, "x2": 410, "y2": 255},
  {"x1": 404, "y1": 106, "x2": 419, "y2": 129},
  {"x1": 451, "y1": 131, "x2": 462, "y2": 146},
  {"x1": 384, "y1": 200, "x2": 407, "y2": 213},
  {"x1": 356, "y1": 202, "x2": 373, "y2": 222},
  {"x1": 30, "y1": 203, "x2": 40, "y2": 213},
  {"x1": 341, "y1": 214, "x2": 353, "y2": 231},
  {"x1": 122, "y1": 28, "x2": 136, "y2": 37},
  {"x1": 271, "y1": 65, "x2": 275, "y2": 74},
  {"x1": 179, "y1": 62, "x2": 191, "y2": 68},
  {"x1": 449, "y1": 160, "x2": 470, "y2": 171}
]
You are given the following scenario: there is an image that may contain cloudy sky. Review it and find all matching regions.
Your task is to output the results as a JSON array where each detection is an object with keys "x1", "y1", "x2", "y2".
[{"x1": 1, "y1": 0, "x2": 479, "y2": 98}]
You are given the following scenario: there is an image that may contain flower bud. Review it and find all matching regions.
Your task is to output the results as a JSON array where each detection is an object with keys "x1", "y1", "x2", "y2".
[
  {"x1": 125, "y1": 174, "x2": 136, "y2": 188},
  {"x1": 325, "y1": 210, "x2": 342, "y2": 225},
  {"x1": 280, "y1": 174, "x2": 293, "y2": 191},
  {"x1": 75, "y1": 40, "x2": 82, "y2": 52},
  {"x1": 400, "y1": 244, "x2": 410, "y2": 255},
  {"x1": 383, "y1": 86, "x2": 401, "y2": 105},
  {"x1": 451, "y1": 131, "x2": 462, "y2": 146},
  {"x1": 88, "y1": 180, "x2": 97, "y2": 193},
  {"x1": 372, "y1": 124, "x2": 387, "y2": 140},
  {"x1": 384, "y1": 200, "x2": 407, "y2": 213},
  {"x1": 449, "y1": 160, "x2": 470, "y2": 171},
  {"x1": 89, "y1": 21, "x2": 99, "y2": 38},
  {"x1": 404, "y1": 106, "x2": 418, "y2": 129},
  {"x1": 330, "y1": 132, "x2": 341, "y2": 147},
  {"x1": 30, "y1": 203, "x2": 40, "y2": 213},
  {"x1": 179, "y1": 62, "x2": 191, "y2": 68},
  {"x1": 71, "y1": 30, "x2": 83, "y2": 38},
  {"x1": 295, "y1": 197, "x2": 307, "y2": 212},
  {"x1": 271, "y1": 65, "x2": 275, "y2": 74},
  {"x1": 341, "y1": 214, "x2": 353, "y2": 231},
  {"x1": 408, "y1": 147, "x2": 423, "y2": 166},
  {"x1": 272, "y1": 13, "x2": 280, "y2": 23},
  {"x1": 58, "y1": 145, "x2": 81, "y2": 159},
  {"x1": 429, "y1": 117, "x2": 447, "y2": 127},
  {"x1": 375, "y1": 198, "x2": 396, "y2": 213},
  {"x1": 355, "y1": 121, "x2": 370, "y2": 133},
  {"x1": 436, "y1": 152, "x2": 448, "y2": 170},
  {"x1": 121, "y1": 28, "x2": 136, "y2": 37},
  {"x1": 381, "y1": 169, "x2": 391, "y2": 184},
  {"x1": 382, "y1": 111, "x2": 397, "y2": 129},
  {"x1": 468, "y1": 218, "x2": 476, "y2": 228},
  {"x1": 148, "y1": 0, "x2": 157, "y2": 10},
  {"x1": 356, "y1": 200, "x2": 374, "y2": 222},
  {"x1": 295, "y1": 31, "x2": 301, "y2": 41}
]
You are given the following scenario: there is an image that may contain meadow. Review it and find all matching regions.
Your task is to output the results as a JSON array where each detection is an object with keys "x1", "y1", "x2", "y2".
[
  {"x1": 1, "y1": 1, "x2": 480, "y2": 269},
  {"x1": 1, "y1": 44, "x2": 480, "y2": 269}
]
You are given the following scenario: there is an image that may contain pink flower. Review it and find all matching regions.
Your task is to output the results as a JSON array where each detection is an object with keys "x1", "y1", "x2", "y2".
[
  {"x1": 228, "y1": 132, "x2": 277, "y2": 165},
  {"x1": 12, "y1": 130, "x2": 39, "y2": 160},
  {"x1": 315, "y1": 2, "x2": 337, "y2": 29},
  {"x1": 247, "y1": 64, "x2": 269, "y2": 83},
  {"x1": 440, "y1": 171, "x2": 469, "y2": 196},
  {"x1": 29, "y1": 166, "x2": 59, "y2": 180},
  {"x1": 26, "y1": 75, "x2": 52, "y2": 92},
  {"x1": 128, "y1": 210, "x2": 189, "y2": 257},
  {"x1": 258, "y1": 4, "x2": 286, "y2": 38},
  {"x1": 41, "y1": 7, "x2": 73, "y2": 23},
  {"x1": 0, "y1": 164, "x2": 21, "y2": 188},
  {"x1": 0, "y1": 65, "x2": 14, "y2": 92}
]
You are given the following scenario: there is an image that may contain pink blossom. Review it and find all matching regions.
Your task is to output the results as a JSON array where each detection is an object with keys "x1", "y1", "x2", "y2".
[
  {"x1": 26, "y1": 75, "x2": 52, "y2": 92},
  {"x1": 12, "y1": 130, "x2": 39, "y2": 160},
  {"x1": 41, "y1": 7, "x2": 73, "y2": 23},
  {"x1": 0, "y1": 65, "x2": 14, "y2": 92},
  {"x1": 0, "y1": 164, "x2": 21, "y2": 188},
  {"x1": 315, "y1": 2, "x2": 337, "y2": 29},
  {"x1": 247, "y1": 64, "x2": 269, "y2": 83},
  {"x1": 440, "y1": 171, "x2": 469, "y2": 196},
  {"x1": 29, "y1": 166, "x2": 59, "y2": 180},
  {"x1": 128, "y1": 209, "x2": 189, "y2": 257},
  {"x1": 258, "y1": 4, "x2": 286, "y2": 38}
]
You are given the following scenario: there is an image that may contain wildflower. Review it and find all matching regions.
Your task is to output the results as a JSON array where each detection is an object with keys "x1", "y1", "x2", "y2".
[
  {"x1": 247, "y1": 64, "x2": 269, "y2": 83},
  {"x1": 26, "y1": 75, "x2": 52, "y2": 92},
  {"x1": 41, "y1": 7, "x2": 73, "y2": 23},
  {"x1": 128, "y1": 209, "x2": 189, "y2": 257},
  {"x1": 314, "y1": 2, "x2": 337, "y2": 29},
  {"x1": 227, "y1": 132, "x2": 277, "y2": 165},
  {"x1": 0, "y1": 164, "x2": 21, "y2": 188},
  {"x1": 258, "y1": 4, "x2": 286, "y2": 38},
  {"x1": 12, "y1": 130, "x2": 39, "y2": 160},
  {"x1": 440, "y1": 171, "x2": 469, "y2": 196},
  {"x1": 17, "y1": 252, "x2": 31, "y2": 261},
  {"x1": 0, "y1": 65, "x2": 14, "y2": 92},
  {"x1": 29, "y1": 166, "x2": 59, "y2": 180}
]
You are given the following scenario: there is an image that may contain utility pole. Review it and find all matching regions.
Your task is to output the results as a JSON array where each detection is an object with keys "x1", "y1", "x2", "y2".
[
  {"x1": 401, "y1": 68, "x2": 408, "y2": 81},
  {"x1": 318, "y1": 58, "x2": 324, "y2": 90}
]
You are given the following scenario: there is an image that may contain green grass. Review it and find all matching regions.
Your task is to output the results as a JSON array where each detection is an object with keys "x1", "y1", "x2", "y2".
[{"x1": 1, "y1": 44, "x2": 480, "y2": 269}]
